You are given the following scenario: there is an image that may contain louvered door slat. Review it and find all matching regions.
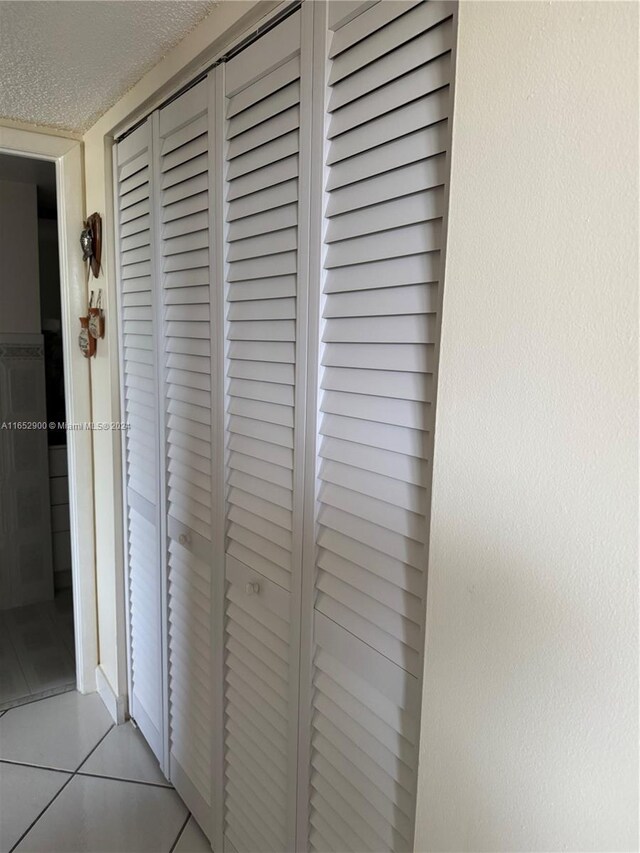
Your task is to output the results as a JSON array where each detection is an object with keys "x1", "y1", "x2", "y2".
[
  {"x1": 307, "y1": 3, "x2": 454, "y2": 851},
  {"x1": 158, "y1": 80, "x2": 213, "y2": 836},
  {"x1": 116, "y1": 121, "x2": 164, "y2": 764},
  {"x1": 329, "y1": 4, "x2": 453, "y2": 93}
]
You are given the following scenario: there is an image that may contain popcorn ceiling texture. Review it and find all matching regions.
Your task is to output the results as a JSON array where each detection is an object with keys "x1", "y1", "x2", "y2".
[{"x1": 0, "y1": 1, "x2": 218, "y2": 133}]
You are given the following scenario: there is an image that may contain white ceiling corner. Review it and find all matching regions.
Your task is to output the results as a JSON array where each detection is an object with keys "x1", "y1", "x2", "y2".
[{"x1": 0, "y1": 1, "x2": 219, "y2": 134}]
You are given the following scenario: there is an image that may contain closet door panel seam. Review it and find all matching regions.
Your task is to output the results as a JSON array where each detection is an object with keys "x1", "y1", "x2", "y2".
[
  {"x1": 210, "y1": 63, "x2": 228, "y2": 853},
  {"x1": 151, "y1": 109, "x2": 171, "y2": 779}
]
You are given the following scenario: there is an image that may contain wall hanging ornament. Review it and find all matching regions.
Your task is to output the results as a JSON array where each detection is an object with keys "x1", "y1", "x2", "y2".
[
  {"x1": 88, "y1": 289, "x2": 105, "y2": 340},
  {"x1": 80, "y1": 212, "x2": 102, "y2": 279},
  {"x1": 78, "y1": 314, "x2": 96, "y2": 359}
]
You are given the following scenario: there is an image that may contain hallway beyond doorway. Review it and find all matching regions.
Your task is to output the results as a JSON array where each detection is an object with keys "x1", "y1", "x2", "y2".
[{"x1": 0, "y1": 591, "x2": 75, "y2": 711}]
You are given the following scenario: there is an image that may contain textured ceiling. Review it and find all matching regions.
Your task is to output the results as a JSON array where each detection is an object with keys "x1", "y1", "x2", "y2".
[{"x1": 0, "y1": 1, "x2": 218, "y2": 133}]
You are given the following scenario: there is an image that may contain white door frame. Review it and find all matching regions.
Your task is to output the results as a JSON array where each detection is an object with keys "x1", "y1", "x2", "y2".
[{"x1": 0, "y1": 125, "x2": 99, "y2": 693}]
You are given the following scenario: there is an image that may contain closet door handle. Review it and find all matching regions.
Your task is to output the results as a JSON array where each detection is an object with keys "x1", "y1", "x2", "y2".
[
  {"x1": 178, "y1": 533, "x2": 191, "y2": 547},
  {"x1": 245, "y1": 582, "x2": 260, "y2": 596}
]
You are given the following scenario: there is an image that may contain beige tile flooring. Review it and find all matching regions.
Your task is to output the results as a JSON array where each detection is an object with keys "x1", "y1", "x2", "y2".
[
  {"x1": 0, "y1": 691, "x2": 210, "y2": 853},
  {"x1": 0, "y1": 591, "x2": 75, "y2": 711}
]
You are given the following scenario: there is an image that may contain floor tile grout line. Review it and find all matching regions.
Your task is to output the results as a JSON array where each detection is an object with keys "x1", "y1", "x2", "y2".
[
  {"x1": 7, "y1": 724, "x2": 115, "y2": 853},
  {"x1": 0, "y1": 758, "x2": 172, "y2": 790},
  {"x1": 8, "y1": 768, "x2": 75, "y2": 853},
  {"x1": 0, "y1": 683, "x2": 77, "y2": 715},
  {"x1": 75, "y1": 770, "x2": 173, "y2": 789},
  {"x1": 0, "y1": 684, "x2": 77, "y2": 715},
  {"x1": 0, "y1": 759, "x2": 72, "y2": 774},
  {"x1": 73, "y1": 723, "x2": 116, "y2": 774},
  {"x1": 2, "y1": 700, "x2": 192, "y2": 850},
  {"x1": 169, "y1": 812, "x2": 192, "y2": 853}
]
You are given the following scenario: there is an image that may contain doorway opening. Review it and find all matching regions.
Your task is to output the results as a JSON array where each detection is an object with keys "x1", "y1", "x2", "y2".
[{"x1": 0, "y1": 152, "x2": 76, "y2": 710}]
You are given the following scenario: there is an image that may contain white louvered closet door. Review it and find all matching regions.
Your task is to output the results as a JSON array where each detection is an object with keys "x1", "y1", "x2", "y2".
[
  {"x1": 114, "y1": 2, "x2": 456, "y2": 849},
  {"x1": 219, "y1": 8, "x2": 311, "y2": 852},
  {"x1": 115, "y1": 120, "x2": 165, "y2": 762},
  {"x1": 306, "y1": 2, "x2": 455, "y2": 851},
  {"x1": 157, "y1": 80, "x2": 214, "y2": 835}
]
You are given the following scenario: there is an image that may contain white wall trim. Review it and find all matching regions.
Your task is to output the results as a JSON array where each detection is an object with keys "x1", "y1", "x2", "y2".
[
  {"x1": 0, "y1": 118, "x2": 81, "y2": 141},
  {"x1": 96, "y1": 664, "x2": 126, "y2": 724},
  {"x1": 0, "y1": 124, "x2": 99, "y2": 694}
]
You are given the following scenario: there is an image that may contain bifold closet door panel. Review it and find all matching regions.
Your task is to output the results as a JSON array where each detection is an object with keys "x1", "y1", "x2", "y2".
[
  {"x1": 115, "y1": 120, "x2": 164, "y2": 762},
  {"x1": 221, "y1": 8, "x2": 310, "y2": 852},
  {"x1": 307, "y1": 2, "x2": 455, "y2": 851},
  {"x1": 157, "y1": 80, "x2": 214, "y2": 833}
]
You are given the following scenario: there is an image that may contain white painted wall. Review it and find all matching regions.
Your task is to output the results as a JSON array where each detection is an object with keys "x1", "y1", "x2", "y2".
[
  {"x1": 415, "y1": 2, "x2": 638, "y2": 851},
  {"x1": 0, "y1": 179, "x2": 40, "y2": 333},
  {"x1": 82, "y1": 0, "x2": 267, "y2": 706}
]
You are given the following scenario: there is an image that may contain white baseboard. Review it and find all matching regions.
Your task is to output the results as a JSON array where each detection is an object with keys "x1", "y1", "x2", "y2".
[{"x1": 95, "y1": 665, "x2": 127, "y2": 724}]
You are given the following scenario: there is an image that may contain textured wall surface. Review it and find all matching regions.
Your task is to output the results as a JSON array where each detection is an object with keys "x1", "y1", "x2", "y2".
[
  {"x1": 0, "y1": 1, "x2": 217, "y2": 132},
  {"x1": 415, "y1": 2, "x2": 639, "y2": 851}
]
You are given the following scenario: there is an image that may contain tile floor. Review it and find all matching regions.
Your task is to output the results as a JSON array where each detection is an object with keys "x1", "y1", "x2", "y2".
[
  {"x1": 0, "y1": 691, "x2": 211, "y2": 853},
  {"x1": 0, "y1": 591, "x2": 76, "y2": 711}
]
